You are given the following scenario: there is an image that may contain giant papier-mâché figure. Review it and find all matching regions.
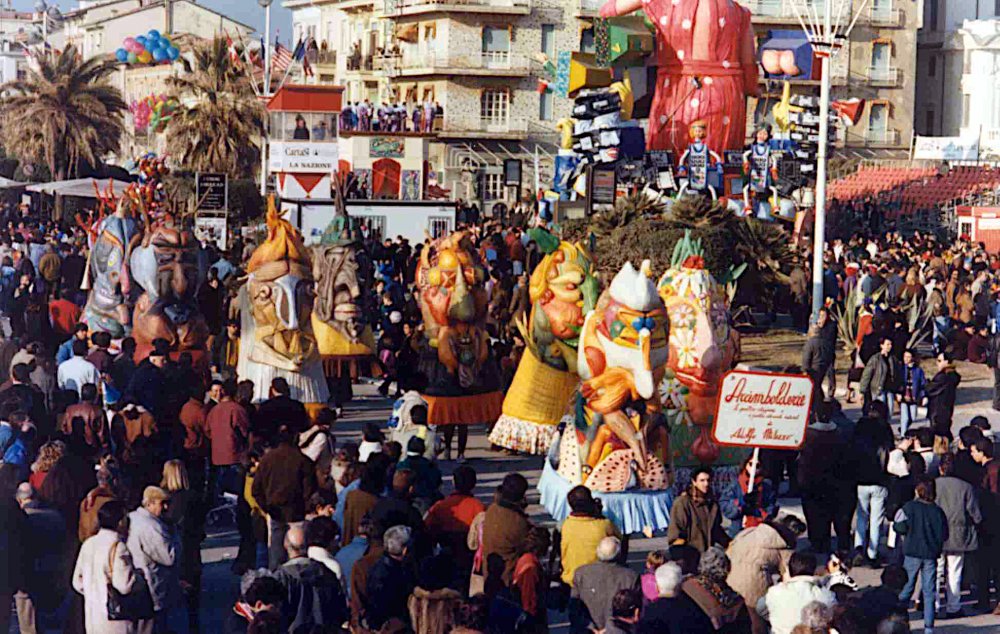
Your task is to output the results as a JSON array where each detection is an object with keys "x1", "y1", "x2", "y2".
[
  {"x1": 599, "y1": 0, "x2": 758, "y2": 158},
  {"x1": 540, "y1": 260, "x2": 674, "y2": 533},
  {"x1": 81, "y1": 185, "x2": 141, "y2": 338},
  {"x1": 416, "y1": 230, "x2": 503, "y2": 425},
  {"x1": 237, "y1": 198, "x2": 330, "y2": 410},
  {"x1": 488, "y1": 229, "x2": 601, "y2": 454},
  {"x1": 657, "y1": 232, "x2": 746, "y2": 486},
  {"x1": 130, "y1": 203, "x2": 210, "y2": 362}
]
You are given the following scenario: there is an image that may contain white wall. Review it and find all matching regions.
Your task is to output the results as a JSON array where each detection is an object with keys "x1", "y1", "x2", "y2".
[{"x1": 289, "y1": 201, "x2": 455, "y2": 245}]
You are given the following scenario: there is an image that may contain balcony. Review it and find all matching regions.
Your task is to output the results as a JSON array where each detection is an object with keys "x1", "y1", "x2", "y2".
[
  {"x1": 867, "y1": 65, "x2": 899, "y2": 86},
  {"x1": 438, "y1": 116, "x2": 528, "y2": 139},
  {"x1": 576, "y1": 0, "x2": 604, "y2": 16},
  {"x1": 378, "y1": 0, "x2": 530, "y2": 17},
  {"x1": 345, "y1": 54, "x2": 376, "y2": 74},
  {"x1": 849, "y1": 128, "x2": 900, "y2": 147},
  {"x1": 378, "y1": 51, "x2": 531, "y2": 78},
  {"x1": 313, "y1": 50, "x2": 337, "y2": 68},
  {"x1": 742, "y1": 0, "x2": 817, "y2": 23},
  {"x1": 869, "y1": 4, "x2": 903, "y2": 26}
]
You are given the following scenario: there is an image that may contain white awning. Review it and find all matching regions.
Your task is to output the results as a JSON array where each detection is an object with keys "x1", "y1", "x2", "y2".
[{"x1": 26, "y1": 178, "x2": 132, "y2": 197}]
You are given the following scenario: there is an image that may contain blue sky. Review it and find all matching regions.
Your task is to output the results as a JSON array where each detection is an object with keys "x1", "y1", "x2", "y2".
[{"x1": 11, "y1": 0, "x2": 293, "y2": 38}]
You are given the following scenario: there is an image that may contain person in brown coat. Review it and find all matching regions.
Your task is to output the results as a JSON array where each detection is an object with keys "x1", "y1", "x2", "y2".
[
  {"x1": 666, "y1": 467, "x2": 730, "y2": 552},
  {"x1": 725, "y1": 516, "x2": 804, "y2": 634},
  {"x1": 342, "y1": 457, "x2": 388, "y2": 546},
  {"x1": 77, "y1": 467, "x2": 120, "y2": 543},
  {"x1": 61, "y1": 383, "x2": 105, "y2": 449},
  {"x1": 350, "y1": 532, "x2": 385, "y2": 631},
  {"x1": 480, "y1": 473, "x2": 530, "y2": 597}
]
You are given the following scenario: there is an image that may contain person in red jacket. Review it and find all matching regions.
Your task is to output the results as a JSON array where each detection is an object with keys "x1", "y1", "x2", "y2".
[{"x1": 205, "y1": 378, "x2": 249, "y2": 503}]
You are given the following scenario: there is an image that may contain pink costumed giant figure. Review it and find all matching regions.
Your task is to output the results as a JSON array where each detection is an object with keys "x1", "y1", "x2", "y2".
[{"x1": 600, "y1": 0, "x2": 759, "y2": 157}]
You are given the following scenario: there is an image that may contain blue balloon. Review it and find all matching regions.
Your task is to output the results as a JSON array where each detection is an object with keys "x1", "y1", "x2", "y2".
[
  {"x1": 147, "y1": 29, "x2": 160, "y2": 41},
  {"x1": 136, "y1": 35, "x2": 147, "y2": 47},
  {"x1": 115, "y1": 48, "x2": 128, "y2": 62},
  {"x1": 152, "y1": 48, "x2": 167, "y2": 62},
  {"x1": 160, "y1": 38, "x2": 171, "y2": 49},
  {"x1": 167, "y1": 46, "x2": 180, "y2": 61}
]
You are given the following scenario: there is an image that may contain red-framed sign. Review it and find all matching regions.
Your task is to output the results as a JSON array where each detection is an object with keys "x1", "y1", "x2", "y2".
[{"x1": 712, "y1": 369, "x2": 814, "y2": 450}]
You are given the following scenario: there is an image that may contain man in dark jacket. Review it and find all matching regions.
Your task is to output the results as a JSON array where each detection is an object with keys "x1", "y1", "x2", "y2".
[
  {"x1": 255, "y1": 378, "x2": 309, "y2": 441},
  {"x1": 253, "y1": 426, "x2": 318, "y2": 569},
  {"x1": 859, "y1": 337, "x2": 901, "y2": 415},
  {"x1": 798, "y1": 408, "x2": 853, "y2": 555},
  {"x1": 364, "y1": 525, "x2": 416, "y2": 630},
  {"x1": 894, "y1": 478, "x2": 948, "y2": 630},
  {"x1": 481, "y1": 473, "x2": 531, "y2": 597},
  {"x1": 971, "y1": 437, "x2": 1000, "y2": 612},
  {"x1": 666, "y1": 467, "x2": 729, "y2": 552},
  {"x1": 275, "y1": 524, "x2": 349, "y2": 632},
  {"x1": 926, "y1": 352, "x2": 961, "y2": 440}
]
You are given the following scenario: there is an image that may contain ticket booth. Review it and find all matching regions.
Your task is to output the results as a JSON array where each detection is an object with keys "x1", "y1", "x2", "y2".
[{"x1": 267, "y1": 84, "x2": 345, "y2": 200}]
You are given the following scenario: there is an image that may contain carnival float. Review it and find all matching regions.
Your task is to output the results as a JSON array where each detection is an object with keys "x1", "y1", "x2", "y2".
[
  {"x1": 488, "y1": 229, "x2": 600, "y2": 454},
  {"x1": 415, "y1": 230, "x2": 504, "y2": 426},
  {"x1": 237, "y1": 198, "x2": 330, "y2": 411}
]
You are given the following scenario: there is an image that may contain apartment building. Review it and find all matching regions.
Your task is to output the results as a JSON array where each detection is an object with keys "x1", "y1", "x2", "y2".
[
  {"x1": 286, "y1": 0, "x2": 579, "y2": 204},
  {"x1": 737, "y1": 0, "x2": 919, "y2": 155},
  {"x1": 916, "y1": 0, "x2": 1000, "y2": 158}
]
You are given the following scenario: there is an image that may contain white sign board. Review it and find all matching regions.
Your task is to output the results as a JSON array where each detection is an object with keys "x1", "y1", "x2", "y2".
[
  {"x1": 712, "y1": 370, "x2": 814, "y2": 449},
  {"x1": 268, "y1": 141, "x2": 339, "y2": 174},
  {"x1": 912, "y1": 136, "x2": 980, "y2": 161},
  {"x1": 194, "y1": 216, "x2": 228, "y2": 250}
]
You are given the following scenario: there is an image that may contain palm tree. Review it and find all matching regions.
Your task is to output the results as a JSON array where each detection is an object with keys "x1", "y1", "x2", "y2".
[
  {"x1": 165, "y1": 37, "x2": 264, "y2": 179},
  {"x1": 0, "y1": 45, "x2": 126, "y2": 180}
]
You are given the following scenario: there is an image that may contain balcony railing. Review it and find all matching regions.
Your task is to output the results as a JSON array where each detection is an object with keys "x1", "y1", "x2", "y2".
[
  {"x1": 382, "y1": 0, "x2": 530, "y2": 13},
  {"x1": 862, "y1": 129, "x2": 901, "y2": 146},
  {"x1": 314, "y1": 50, "x2": 337, "y2": 66},
  {"x1": 378, "y1": 51, "x2": 530, "y2": 75},
  {"x1": 576, "y1": 0, "x2": 604, "y2": 14},
  {"x1": 867, "y1": 65, "x2": 899, "y2": 85},
  {"x1": 439, "y1": 116, "x2": 528, "y2": 135},
  {"x1": 346, "y1": 55, "x2": 375, "y2": 72},
  {"x1": 869, "y1": 4, "x2": 902, "y2": 25}
]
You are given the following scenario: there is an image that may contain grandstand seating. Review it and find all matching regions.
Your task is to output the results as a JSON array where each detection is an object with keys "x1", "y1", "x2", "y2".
[{"x1": 828, "y1": 164, "x2": 1000, "y2": 215}]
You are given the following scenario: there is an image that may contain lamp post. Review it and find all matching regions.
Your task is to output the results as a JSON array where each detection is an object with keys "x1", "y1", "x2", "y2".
[
  {"x1": 259, "y1": 0, "x2": 273, "y2": 197},
  {"x1": 33, "y1": 1, "x2": 60, "y2": 52},
  {"x1": 789, "y1": 0, "x2": 868, "y2": 319}
]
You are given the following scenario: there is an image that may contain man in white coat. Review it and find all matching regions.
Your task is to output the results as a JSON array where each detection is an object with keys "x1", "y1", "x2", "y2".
[{"x1": 127, "y1": 486, "x2": 183, "y2": 634}]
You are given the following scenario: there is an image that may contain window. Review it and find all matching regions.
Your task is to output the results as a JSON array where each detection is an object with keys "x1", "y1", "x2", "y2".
[
  {"x1": 481, "y1": 88, "x2": 509, "y2": 126},
  {"x1": 541, "y1": 24, "x2": 555, "y2": 57},
  {"x1": 580, "y1": 27, "x2": 595, "y2": 54},
  {"x1": 929, "y1": 55, "x2": 936, "y2": 77},
  {"x1": 871, "y1": 42, "x2": 890, "y2": 68},
  {"x1": 482, "y1": 26, "x2": 511, "y2": 66},
  {"x1": 539, "y1": 90, "x2": 553, "y2": 121},
  {"x1": 482, "y1": 172, "x2": 504, "y2": 201},
  {"x1": 928, "y1": 0, "x2": 938, "y2": 29},
  {"x1": 869, "y1": 103, "x2": 888, "y2": 134},
  {"x1": 963, "y1": 94, "x2": 971, "y2": 127},
  {"x1": 361, "y1": 216, "x2": 387, "y2": 240},
  {"x1": 428, "y1": 216, "x2": 452, "y2": 238},
  {"x1": 924, "y1": 109, "x2": 934, "y2": 135},
  {"x1": 996, "y1": 0, "x2": 1000, "y2": 18}
]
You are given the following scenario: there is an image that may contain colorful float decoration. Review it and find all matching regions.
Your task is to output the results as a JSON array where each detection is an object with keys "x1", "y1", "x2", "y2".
[
  {"x1": 130, "y1": 94, "x2": 180, "y2": 133},
  {"x1": 116, "y1": 30, "x2": 180, "y2": 66},
  {"x1": 657, "y1": 232, "x2": 747, "y2": 486},
  {"x1": 415, "y1": 230, "x2": 503, "y2": 426},
  {"x1": 80, "y1": 181, "x2": 141, "y2": 339},
  {"x1": 539, "y1": 260, "x2": 674, "y2": 533},
  {"x1": 237, "y1": 198, "x2": 330, "y2": 410},
  {"x1": 129, "y1": 187, "x2": 210, "y2": 362},
  {"x1": 488, "y1": 229, "x2": 600, "y2": 454},
  {"x1": 311, "y1": 193, "x2": 377, "y2": 381}
]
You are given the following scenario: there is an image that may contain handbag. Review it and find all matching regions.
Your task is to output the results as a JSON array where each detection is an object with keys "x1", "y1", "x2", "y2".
[{"x1": 106, "y1": 541, "x2": 154, "y2": 621}]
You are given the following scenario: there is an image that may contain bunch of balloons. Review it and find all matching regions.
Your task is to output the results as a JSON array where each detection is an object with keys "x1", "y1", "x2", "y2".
[
  {"x1": 129, "y1": 94, "x2": 180, "y2": 133},
  {"x1": 115, "y1": 30, "x2": 180, "y2": 65}
]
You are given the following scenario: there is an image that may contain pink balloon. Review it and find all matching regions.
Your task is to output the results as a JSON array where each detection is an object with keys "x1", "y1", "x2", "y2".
[{"x1": 124, "y1": 37, "x2": 136, "y2": 48}]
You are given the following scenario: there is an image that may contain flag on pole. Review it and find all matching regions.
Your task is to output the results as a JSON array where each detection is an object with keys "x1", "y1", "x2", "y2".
[
  {"x1": 272, "y1": 38, "x2": 294, "y2": 74},
  {"x1": 224, "y1": 30, "x2": 241, "y2": 68},
  {"x1": 292, "y1": 38, "x2": 313, "y2": 78}
]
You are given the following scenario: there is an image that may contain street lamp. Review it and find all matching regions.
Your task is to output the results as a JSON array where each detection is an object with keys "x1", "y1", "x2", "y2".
[
  {"x1": 259, "y1": 0, "x2": 274, "y2": 196},
  {"x1": 33, "y1": 0, "x2": 61, "y2": 50},
  {"x1": 788, "y1": 0, "x2": 867, "y2": 319}
]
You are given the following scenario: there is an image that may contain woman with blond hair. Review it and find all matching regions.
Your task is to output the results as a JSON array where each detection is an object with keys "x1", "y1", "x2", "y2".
[
  {"x1": 159, "y1": 459, "x2": 201, "y2": 632},
  {"x1": 29, "y1": 439, "x2": 66, "y2": 489}
]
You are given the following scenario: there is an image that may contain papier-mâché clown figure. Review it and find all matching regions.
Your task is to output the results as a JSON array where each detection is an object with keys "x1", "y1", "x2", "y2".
[
  {"x1": 415, "y1": 230, "x2": 503, "y2": 426},
  {"x1": 742, "y1": 126, "x2": 780, "y2": 217},
  {"x1": 539, "y1": 260, "x2": 674, "y2": 533},
  {"x1": 677, "y1": 120, "x2": 723, "y2": 200},
  {"x1": 237, "y1": 198, "x2": 330, "y2": 411},
  {"x1": 488, "y1": 229, "x2": 601, "y2": 454},
  {"x1": 657, "y1": 232, "x2": 747, "y2": 487}
]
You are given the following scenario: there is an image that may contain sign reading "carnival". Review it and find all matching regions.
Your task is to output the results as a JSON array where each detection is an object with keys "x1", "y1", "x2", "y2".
[{"x1": 712, "y1": 370, "x2": 814, "y2": 450}]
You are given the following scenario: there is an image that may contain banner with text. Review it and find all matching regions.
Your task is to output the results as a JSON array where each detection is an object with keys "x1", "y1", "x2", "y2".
[
  {"x1": 912, "y1": 135, "x2": 980, "y2": 161},
  {"x1": 712, "y1": 370, "x2": 813, "y2": 449},
  {"x1": 268, "y1": 141, "x2": 339, "y2": 174}
]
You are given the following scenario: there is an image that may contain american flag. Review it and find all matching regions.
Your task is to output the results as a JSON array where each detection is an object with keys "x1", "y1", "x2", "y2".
[{"x1": 272, "y1": 38, "x2": 294, "y2": 74}]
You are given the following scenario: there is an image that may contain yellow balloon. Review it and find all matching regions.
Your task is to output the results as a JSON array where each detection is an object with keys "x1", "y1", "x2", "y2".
[{"x1": 138, "y1": 51, "x2": 152, "y2": 64}]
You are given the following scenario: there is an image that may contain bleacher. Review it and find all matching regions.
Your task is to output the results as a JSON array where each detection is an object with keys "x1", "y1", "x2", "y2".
[{"x1": 828, "y1": 164, "x2": 1000, "y2": 215}]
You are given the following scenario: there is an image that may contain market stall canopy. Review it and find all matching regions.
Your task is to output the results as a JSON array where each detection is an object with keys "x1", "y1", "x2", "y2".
[
  {"x1": 0, "y1": 176, "x2": 25, "y2": 189},
  {"x1": 26, "y1": 178, "x2": 132, "y2": 197}
]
